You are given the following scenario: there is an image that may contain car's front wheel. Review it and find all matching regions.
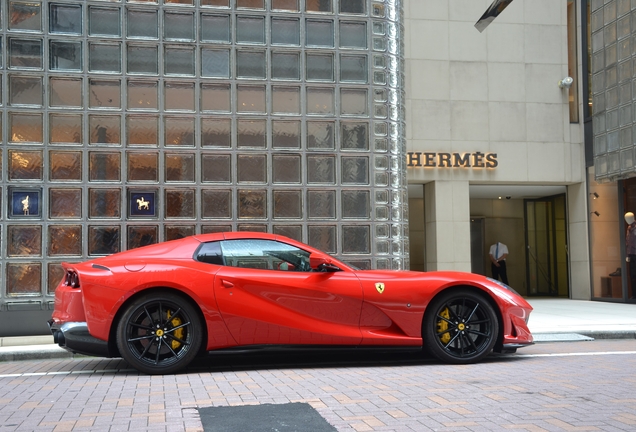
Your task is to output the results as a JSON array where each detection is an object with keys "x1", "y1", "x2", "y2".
[
  {"x1": 116, "y1": 292, "x2": 203, "y2": 374},
  {"x1": 423, "y1": 289, "x2": 498, "y2": 364}
]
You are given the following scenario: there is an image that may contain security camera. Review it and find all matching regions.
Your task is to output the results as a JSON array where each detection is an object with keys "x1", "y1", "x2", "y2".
[
  {"x1": 558, "y1": 76, "x2": 574, "y2": 89},
  {"x1": 506, "y1": 196, "x2": 511, "y2": 200}
]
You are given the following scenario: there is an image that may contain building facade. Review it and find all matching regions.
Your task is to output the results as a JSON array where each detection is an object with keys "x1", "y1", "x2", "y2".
[{"x1": 0, "y1": 0, "x2": 408, "y2": 335}]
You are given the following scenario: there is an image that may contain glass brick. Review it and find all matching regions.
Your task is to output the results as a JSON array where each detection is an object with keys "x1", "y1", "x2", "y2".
[
  {"x1": 9, "y1": 150, "x2": 42, "y2": 180},
  {"x1": 50, "y1": 151, "x2": 82, "y2": 181},
  {"x1": 340, "y1": 54, "x2": 368, "y2": 82},
  {"x1": 342, "y1": 190, "x2": 369, "y2": 218},
  {"x1": 165, "y1": 225, "x2": 195, "y2": 241},
  {"x1": 9, "y1": 1, "x2": 41, "y2": 31},
  {"x1": 127, "y1": 225, "x2": 158, "y2": 249},
  {"x1": 273, "y1": 154, "x2": 301, "y2": 183},
  {"x1": 165, "y1": 117, "x2": 195, "y2": 146},
  {"x1": 273, "y1": 225, "x2": 302, "y2": 241},
  {"x1": 202, "y1": 224, "x2": 232, "y2": 233},
  {"x1": 272, "y1": 18, "x2": 300, "y2": 45},
  {"x1": 7, "y1": 263, "x2": 41, "y2": 296},
  {"x1": 48, "y1": 263, "x2": 65, "y2": 294},
  {"x1": 273, "y1": 190, "x2": 302, "y2": 218},
  {"x1": 49, "y1": 77, "x2": 82, "y2": 107},
  {"x1": 342, "y1": 225, "x2": 370, "y2": 253},
  {"x1": 89, "y1": 115, "x2": 121, "y2": 145},
  {"x1": 165, "y1": 153, "x2": 195, "y2": 182},
  {"x1": 127, "y1": 9, "x2": 158, "y2": 39},
  {"x1": 201, "y1": 0, "x2": 230, "y2": 6},
  {"x1": 341, "y1": 156, "x2": 369, "y2": 184},
  {"x1": 340, "y1": 88, "x2": 368, "y2": 116},
  {"x1": 307, "y1": 155, "x2": 335, "y2": 184},
  {"x1": 48, "y1": 225, "x2": 82, "y2": 256},
  {"x1": 272, "y1": 120, "x2": 300, "y2": 148},
  {"x1": 50, "y1": 188, "x2": 82, "y2": 218},
  {"x1": 307, "y1": 190, "x2": 335, "y2": 218},
  {"x1": 306, "y1": 0, "x2": 332, "y2": 12},
  {"x1": 165, "y1": 82, "x2": 195, "y2": 111},
  {"x1": 201, "y1": 48, "x2": 230, "y2": 78},
  {"x1": 306, "y1": 53, "x2": 334, "y2": 81},
  {"x1": 272, "y1": 86, "x2": 300, "y2": 114},
  {"x1": 202, "y1": 190, "x2": 232, "y2": 218},
  {"x1": 201, "y1": 14, "x2": 230, "y2": 42},
  {"x1": 341, "y1": 122, "x2": 369, "y2": 150},
  {"x1": 307, "y1": 87, "x2": 334, "y2": 114},
  {"x1": 127, "y1": 80, "x2": 158, "y2": 110},
  {"x1": 237, "y1": 119, "x2": 266, "y2": 147},
  {"x1": 201, "y1": 118, "x2": 231, "y2": 147},
  {"x1": 127, "y1": 45, "x2": 158, "y2": 74},
  {"x1": 306, "y1": 20, "x2": 334, "y2": 47},
  {"x1": 7, "y1": 226, "x2": 41, "y2": 257},
  {"x1": 9, "y1": 76, "x2": 43, "y2": 106},
  {"x1": 89, "y1": 43, "x2": 121, "y2": 72},
  {"x1": 166, "y1": 0, "x2": 193, "y2": 4},
  {"x1": 127, "y1": 152, "x2": 158, "y2": 181},
  {"x1": 237, "y1": 224, "x2": 268, "y2": 232},
  {"x1": 237, "y1": 51, "x2": 266, "y2": 78},
  {"x1": 340, "y1": 0, "x2": 365, "y2": 14},
  {"x1": 238, "y1": 0, "x2": 264, "y2": 8},
  {"x1": 339, "y1": 22, "x2": 367, "y2": 48},
  {"x1": 238, "y1": 190, "x2": 267, "y2": 218},
  {"x1": 165, "y1": 189, "x2": 195, "y2": 218},
  {"x1": 164, "y1": 46, "x2": 195, "y2": 75},
  {"x1": 237, "y1": 16, "x2": 265, "y2": 44},
  {"x1": 88, "y1": 226, "x2": 120, "y2": 255},
  {"x1": 9, "y1": 38, "x2": 43, "y2": 69},
  {"x1": 127, "y1": 116, "x2": 158, "y2": 145},
  {"x1": 202, "y1": 154, "x2": 231, "y2": 182},
  {"x1": 238, "y1": 154, "x2": 267, "y2": 183},
  {"x1": 271, "y1": 52, "x2": 300, "y2": 80},
  {"x1": 201, "y1": 84, "x2": 231, "y2": 111},
  {"x1": 89, "y1": 188, "x2": 122, "y2": 218},
  {"x1": 308, "y1": 225, "x2": 336, "y2": 253},
  {"x1": 89, "y1": 79, "x2": 121, "y2": 109},
  {"x1": 164, "y1": 11, "x2": 194, "y2": 40},
  {"x1": 307, "y1": 121, "x2": 335, "y2": 149},
  {"x1": 273, "y1": 0, "x2": 299, "y2": 11},
  {"x1": 89, "y1": 7, "x2": 121, "y2": 36},
  {"x1": 237, "y1": 86, "x2": 266, "y2": 113},
  {"x1": 50, "y1": 41, "x2": 82, "y2": 71},
  {"x1": 10, "y1": 113, "x2": 43, "y2": 143}
]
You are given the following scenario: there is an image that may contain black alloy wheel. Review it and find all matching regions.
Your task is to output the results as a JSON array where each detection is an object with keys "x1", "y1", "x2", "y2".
[
  {"x1": 116, "y1": 292, "x2": 203, "y2": 374},
  {"x1": 423, "y1": 289, "x2": 498, "y2": 364}
]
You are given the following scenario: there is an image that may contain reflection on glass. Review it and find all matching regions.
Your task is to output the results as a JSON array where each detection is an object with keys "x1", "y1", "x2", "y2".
[
  {"x1": 272, "y1": 86, "x2": 300, "y2": 114},
  {"x1": 50, "y1": 151, "x2": 82, "y2": 181},
  {"x1": 89, "y1": 115, "x2": 121, "y2": 145},
  {"x1": 237, "y1": 85, "x2": 266, "y2": 113},
  {"x1": 237, "y1": 16, "x2": 265, "y2": 44},
  {"x1": 9, "y1": 76, "x2": 43, "y2": 106},
  {"x1": 272, "y1": 120, "x2": 300, "y2": 148},
  {"x1": 127, "y1": 226, "x2": 158, "y2": 250},
  {"x1": 339, "y1": 21, "x2": 367, "y2": 48},
  {"x1": 273, "y1": 0, "x2": 299, "y2": 11},
  {"x1": 127, "y1": 152, "x2": 158, "y2": 181},
  {"x1": 202, "y1": 154, "x2": 231, "y2": 182},
  {"x1": 50, "y1": 41, "x2": 82, "y2": 71},
  {"x1": 165, "y1": 189, "x2": 195, "y2": 218},
  {"x1": 127, "y1": 9, "x2": 158, "y2": 39},
  {"x1": 89, "y1": 153, "x2": 121, "y2": 181},
  {"x1": 164, "y1": 46, "x2": 195, "y2": 75},
  {"x1": 9, "y1": 38, "x2": 43, "y2": 69},
  {"x1": 201, "y1": 49, "x2": 230, "y2": 77},
  {"x1": 127, "y1": 80, "x2": 158, "y2": 110},
  {"x1": 340, "y1": 54, "x2": 367, "y2": 82},
  {"x1": 273, "y1": 190, "x2": 302, "y2": 218},
  {"x1": 238, "y1": 190, "x2": 267, "y2": 218},
  {"x1": 89, "y1": 188, "x2": 121, "y2": 218},
  {"x1": 306, "y1": 53, "x2": 334, "y2": 81},
  {"x1": 89, "y1": 79, "x2": 121, "y2": 109},
  {"x1": 89, "y1": 43, "x2": 122, "y2": 73},
  {"x1": 164, "y1": 11, "x2": 194, "y2": 40},
  {"x1": 306, "y1": 20, "x2": 334, "y2": 47},
  {"x1": 7, "y1": 263, "x2": 41, "y2": 296},
  {"x1": 165, "y1": 82, "x2": 195, "y2": 111},
  {"x1": 237, "y1": 119, "x2": 266, "y2": 147},
  {"x1": 50, "y1": 77, "x2": 82, "y2": 107},
  {"x1": 201, "y1": 84, "x2": 231, "y2": 111},
  {"x1": 8, "y1": 226, "x2": 42, "y2": 257},
  {"x1": 48, "y1": 263, "x2": 65, "y2": 294},
  {"x1": 342, "y1": 225, "x2": 370, "y2": 253},
  {"x1": 271, "y1": 52, "x2": 300, "y2": 80},
  {"x1": 341, "y1": 122, "x2": 368, "y2": 150},
  {"x1": 307, "y1": 121, "x2": 334, "y2": 149},
  {"x1": 308, "y1": 225, "x2": 336, "y2": 253},
  {"x1": 238, "y1": 154, "x2": 267, "y2": 183},
  {"x1": 341, "y1": 156, "x2": 369, "y2": 184},
  {"x1": 165, "y1": 226, "x2": 195, "y2": 241},
  {"x1": 272, "y1": 155, "x2": 301, "y2": 183},
  {"x1": 237, "y1": 0, "x2": 264, "y2": 9},
  {"x1": 48, "y1": 225, "x2": 82, "y2": 256},
  {"x1": 9, "y1": 1, "x2": 42, "y2": 31},
  {"x1": 306, "y1": 0, "x2": 332, "y2": 12},
  {"x1": 306, "y1": 87, "x2": 334, "y2": 114},
  {"x1": 127, "y1": 116, "x2": 158, "y2": 146},
  {"x1": 89, "y1": 226, "x2": 120, "y2": 255},
  {"x1": 165, "y1": 117, "x2": 195, "y2": 146},
  {"x1": 202, "y1": 189, "x2": 231, "y2": 218},
  {"x1": 201, "y1": 14, "x2": 230, "y2": 42},
  {"x1": 307, "y1": 155, "x2": 335, "y2": 183},
  {"x1": 272, "y1": 18, "x2": 300, "y2": 45},
  {"x1": 89, "y1": 7, "x2": 121, "y2": 36},
  {"x1": 9, "y1": 114, "x2": 43, "y2": 143},
  {"x1": 201, "y1": 118, "x2": 231, "y2": 147},
  {"x1": 237, "y1": 51, "x2": 266, "y2": 78},
  {"x1": 340, "y1": 0, "x2": 365, "y2": 14},
  {"x1": 127, "y1": 45, "x2": 158, "y2": 74},
  {"x1": 340, "y1": 88, "x2": 368, "y2": 116},
  {"x1": 50, "y1": 188, "x2": 82, "y2": 218}
]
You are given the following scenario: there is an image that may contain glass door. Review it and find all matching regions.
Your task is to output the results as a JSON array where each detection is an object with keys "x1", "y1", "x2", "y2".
[{"x1": 524, "y1": 194, "x2": 569, "y2": 297}]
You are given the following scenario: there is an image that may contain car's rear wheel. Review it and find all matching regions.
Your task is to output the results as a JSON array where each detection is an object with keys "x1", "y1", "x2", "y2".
[
  {"x1": 423, "y1": 289, "x2": 498, "y2": 364},
  {"x1": 116, "y1": 292, "x2": 203, "y2": 374}
]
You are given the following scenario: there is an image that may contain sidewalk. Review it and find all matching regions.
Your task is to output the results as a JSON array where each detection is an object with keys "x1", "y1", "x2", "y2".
[{"x1": 0, "y1": 298, "x2": 634, "y2": 362}]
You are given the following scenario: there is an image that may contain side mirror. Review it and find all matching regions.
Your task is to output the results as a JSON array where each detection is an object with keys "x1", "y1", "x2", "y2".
[{"x1": 309, "y1": 253, "x2": 341, "y2": 272}]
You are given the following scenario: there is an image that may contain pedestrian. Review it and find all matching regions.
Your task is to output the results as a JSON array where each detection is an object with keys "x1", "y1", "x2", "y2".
[
  {"x1": 489, "y1": 241, "x2": 509, "y2": 285},
  {"x1": 625, "y1": 212, "x2": 636, "y2": 299}
]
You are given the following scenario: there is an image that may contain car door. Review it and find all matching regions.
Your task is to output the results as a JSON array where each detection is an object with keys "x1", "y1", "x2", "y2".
[{"x1": 213, "y1": 239, "x2": 364, "y2": 346}]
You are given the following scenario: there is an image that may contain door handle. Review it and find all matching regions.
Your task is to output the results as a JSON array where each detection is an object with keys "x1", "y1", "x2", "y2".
[{"x1": 221, "y1": 280, "x2": 234, "y2": 288}]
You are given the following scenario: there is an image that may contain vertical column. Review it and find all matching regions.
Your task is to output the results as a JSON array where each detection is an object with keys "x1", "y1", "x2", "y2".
[
  {"x1": 424, "y1": 180, "x2": 471, "y2": 271},
  {"x1": 567, "y1": 182, "x2": 592, "y2": 299}
]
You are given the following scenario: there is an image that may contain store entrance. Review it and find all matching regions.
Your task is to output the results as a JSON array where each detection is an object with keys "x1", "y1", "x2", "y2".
[{"x1": 524, "y1": 194, "x2": 569, "y2": 297}]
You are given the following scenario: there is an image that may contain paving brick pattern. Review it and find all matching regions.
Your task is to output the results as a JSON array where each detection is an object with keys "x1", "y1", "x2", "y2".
[{"x1": 0, "y1": 340, "x2": 634, "y2": 431}]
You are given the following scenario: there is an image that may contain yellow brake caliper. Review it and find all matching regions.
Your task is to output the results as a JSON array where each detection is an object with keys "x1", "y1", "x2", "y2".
[
  {"x1": 167, "y1": 310, "x2": 184, "y2": 350},
  {"x1": 437, "y1": 307, "x2": 451, "y2": 344}
]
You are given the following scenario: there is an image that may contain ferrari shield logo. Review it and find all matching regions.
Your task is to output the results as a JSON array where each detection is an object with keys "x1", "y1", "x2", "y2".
[{"x1": 375, "y1": 283, "x2": 385, "y2": 294}]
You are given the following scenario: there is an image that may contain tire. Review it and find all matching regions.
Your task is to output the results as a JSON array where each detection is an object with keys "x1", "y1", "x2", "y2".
[
  {"x1": 422, "y1": 289, "x2": 499, "y2": 364},
  {"x1": 116, "y1": 292, "x2": 203, "y2": 374}
]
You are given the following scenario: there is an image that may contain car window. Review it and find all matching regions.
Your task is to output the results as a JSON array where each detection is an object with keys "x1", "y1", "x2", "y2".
[
  {"x1": 196, "y1": 241, "x2": 224, "y2": 265},
  {"x1": 220, "y1": 239, "x2": 312, "y2": 272}
]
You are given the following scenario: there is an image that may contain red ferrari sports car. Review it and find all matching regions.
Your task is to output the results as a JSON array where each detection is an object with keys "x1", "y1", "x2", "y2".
[{"x1": 49, "y1": 232, "x2": 533, "y2": 374}]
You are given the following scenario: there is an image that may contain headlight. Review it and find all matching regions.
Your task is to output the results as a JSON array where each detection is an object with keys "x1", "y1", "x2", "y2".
[{"x1": 487, "y1": 277, "x2": 520, "y2": 296}]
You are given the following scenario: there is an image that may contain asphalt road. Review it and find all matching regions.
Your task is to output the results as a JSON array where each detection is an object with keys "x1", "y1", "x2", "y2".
[{"x1": 0, "y1": 340, "x2": 634, "y2": 431}]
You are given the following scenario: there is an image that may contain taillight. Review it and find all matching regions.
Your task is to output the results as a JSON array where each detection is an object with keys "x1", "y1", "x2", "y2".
[{"x1": 65, "y1": 271, "x2": 80, "y2": 288}]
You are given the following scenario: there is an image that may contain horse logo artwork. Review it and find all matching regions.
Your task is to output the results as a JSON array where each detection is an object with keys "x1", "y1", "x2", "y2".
[{"x1": 137, "y1": 197, "x2": 150, "y2": 211}]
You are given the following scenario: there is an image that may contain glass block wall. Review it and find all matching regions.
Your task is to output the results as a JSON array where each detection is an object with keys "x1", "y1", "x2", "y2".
[
  {"x1": 0, "y1": 0, "x2": 407, "y2": 306},
  {"x1": 591, "y1": 0, "x2": 636, "y2": 181}
]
